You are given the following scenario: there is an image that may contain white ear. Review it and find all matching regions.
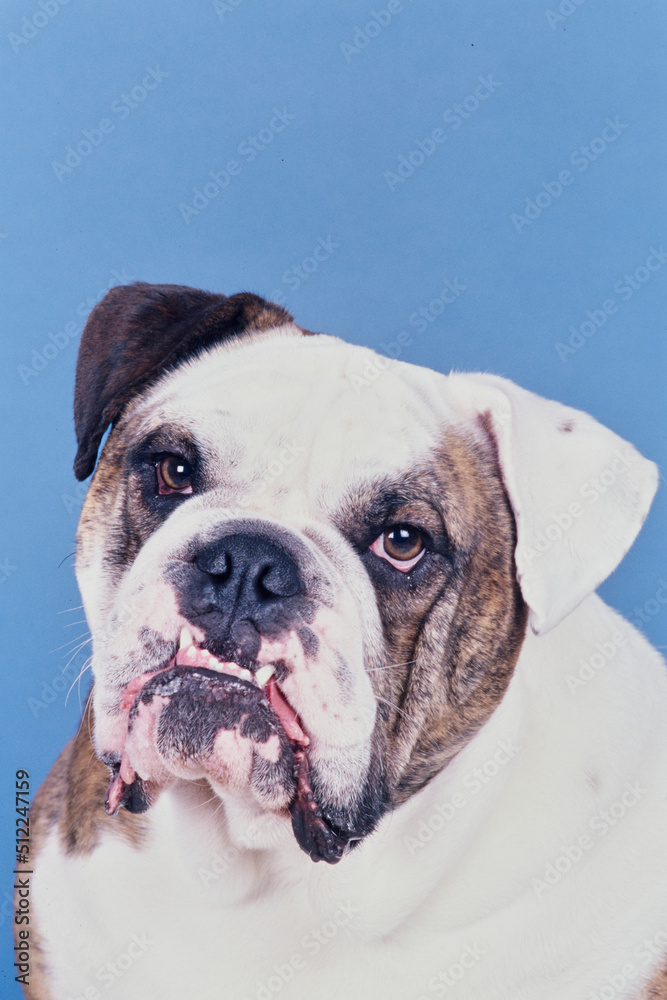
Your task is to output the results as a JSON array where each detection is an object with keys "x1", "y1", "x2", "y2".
[{"x1": 445, "y1": 373, "x2": 658, "y2": 635}]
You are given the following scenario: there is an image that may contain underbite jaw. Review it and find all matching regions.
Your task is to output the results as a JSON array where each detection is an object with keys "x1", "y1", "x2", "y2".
[
  {"x1": 108, "y1": 622, "x2": 311, "y2": 809},
  {"x1": 172, "y1": 626, "x2": 310, "y2": 747},
  {"x1": 174, "y1": 625, "x2": 276, "y2": 688},
  {"x1": 118, "y1": 625, "x2": 278, "y2": 714},
  {"x1": 105, "y1": 626, "x2": 310, "y2": 815},
  {"x1": 103, "y1": 622, "x2": 376, "y2": 865},
  {"x1": 118, "y1": 624, "x2": 283, "y2": 703}
]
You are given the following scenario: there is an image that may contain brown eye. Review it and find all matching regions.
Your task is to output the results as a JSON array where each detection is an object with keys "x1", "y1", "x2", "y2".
[
  {"x1": 157, "y1": 456, "x2": 193, "y2": 495},
  {"x1": 383, "y1": 526, "x2": 424, "y2": 561}
]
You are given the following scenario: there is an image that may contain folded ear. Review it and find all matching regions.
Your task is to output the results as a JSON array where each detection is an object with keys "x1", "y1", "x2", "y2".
[
  {"x1": 446, "y1": 372, "x2": 658, "y2": 635},
  {"x1": 73, "y1": 282, "x2": 295, "y2": 481}
]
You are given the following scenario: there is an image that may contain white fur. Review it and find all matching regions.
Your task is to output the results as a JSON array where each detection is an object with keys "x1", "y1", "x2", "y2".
[
  {"x1": 33, "y1": 602, "x2": 667, "y2": 999},
  {"x1": 35, "y1": 331, "x2": 667, "y2": 999}
]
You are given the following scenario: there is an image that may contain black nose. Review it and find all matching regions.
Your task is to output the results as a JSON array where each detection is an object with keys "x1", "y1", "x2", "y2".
[
  {"x1": 195, "y1": 534, "x2": 301, "y2": 600},
  {"x1": 181, "y1": 534, "x2": 304, "y2": 664}
]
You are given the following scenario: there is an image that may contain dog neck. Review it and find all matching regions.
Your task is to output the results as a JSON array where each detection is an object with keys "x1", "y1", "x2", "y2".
[{"x1": 147, "y1": 594, "x2": 665, "y2": 943}]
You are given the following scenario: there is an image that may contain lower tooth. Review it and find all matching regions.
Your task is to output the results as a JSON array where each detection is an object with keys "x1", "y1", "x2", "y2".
[{"x1": 255, "y1": 665, "x2": 275, "y2": 688}]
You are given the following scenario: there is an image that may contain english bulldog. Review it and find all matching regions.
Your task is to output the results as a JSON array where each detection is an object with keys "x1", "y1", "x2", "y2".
[{"x1": 22, "y1": 283, "x2": 667, "y2": 1000}]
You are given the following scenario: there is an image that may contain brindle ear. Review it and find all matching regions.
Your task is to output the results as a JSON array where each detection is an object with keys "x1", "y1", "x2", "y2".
[{"x1": 73, "y1": 282, "x2": 294, "y2": 481}]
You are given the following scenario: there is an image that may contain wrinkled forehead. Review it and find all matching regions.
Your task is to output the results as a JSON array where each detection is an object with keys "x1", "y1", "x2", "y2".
[{"x1": 129, "y1": 331, "x2": 460, "y2": 481}]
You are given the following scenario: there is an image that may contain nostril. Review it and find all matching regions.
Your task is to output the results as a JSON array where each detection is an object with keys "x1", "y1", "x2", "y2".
[
  {"x1": 196, "y1": 549, "x2": 232, "y2": 581},
  {"x1": 190, "y1": 533, "x2": 303, "y2": 612},
  {"x1": 257, "y1": 563, "x2": 301, "y2": 600}
]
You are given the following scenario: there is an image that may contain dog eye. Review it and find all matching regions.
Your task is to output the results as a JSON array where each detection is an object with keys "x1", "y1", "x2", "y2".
[
  {"x1": 156, "y1": 456, "x2": 193, "y2": 495},
  {"x1": 369, "y1": 525, "x2": 426, "y2": 572}
]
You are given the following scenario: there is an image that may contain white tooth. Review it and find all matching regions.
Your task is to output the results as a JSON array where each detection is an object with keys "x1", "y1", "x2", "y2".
[
  {"x1": 255, "y1": 665, "x2": 275, "y2": 688},
  {"x1": 179, "y1": 626, "x2": 194, "y2": 650},
  {"x1": 239, "y1": 668, "x2": 253, "y2": 682}
]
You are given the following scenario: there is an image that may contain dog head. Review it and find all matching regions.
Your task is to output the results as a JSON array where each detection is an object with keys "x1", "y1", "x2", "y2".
[{"x1": 73, "y1": 282, "x2": 657, "y2": 863}]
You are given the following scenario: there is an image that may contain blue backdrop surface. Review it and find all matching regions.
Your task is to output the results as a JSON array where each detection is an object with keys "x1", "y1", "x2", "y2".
[{"x1": 1, "y1": 1, "x2": 665, "y2": 994}]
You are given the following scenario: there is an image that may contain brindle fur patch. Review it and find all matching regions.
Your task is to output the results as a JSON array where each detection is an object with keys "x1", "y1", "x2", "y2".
[
  {"x1": 17, "y1": 697, "x2": 146, "y2": 999},
  {"x1": 76, "y1": 416, "x2": 196, "y2": 583},
  {"x1": 14, "y1": 914, "x2": 53, "y2": 1000},
  {"x1": 639, "y1": 965, "x2": 667, "y2": 998},
  {"x1": 28, "y1": 697, "x2": 147, "y2": 857},
  {"x1": 361, "y1": 427, "x2": 528, "y2": 802}
]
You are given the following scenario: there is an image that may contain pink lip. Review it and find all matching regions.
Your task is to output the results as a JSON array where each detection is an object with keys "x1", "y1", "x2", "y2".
[{"x1": 119, "y1": 640, "x2": 309, "y2": 747}]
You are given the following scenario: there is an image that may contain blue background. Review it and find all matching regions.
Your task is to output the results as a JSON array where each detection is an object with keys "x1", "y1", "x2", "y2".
[{"x1": 1, "y1": 0, "x2": 665, "y2": 993}]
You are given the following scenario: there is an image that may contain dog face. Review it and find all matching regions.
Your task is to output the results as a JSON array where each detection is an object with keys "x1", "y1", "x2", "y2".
[{"x1": 73, "y1": 283, "x2": 657, "y2": 864}]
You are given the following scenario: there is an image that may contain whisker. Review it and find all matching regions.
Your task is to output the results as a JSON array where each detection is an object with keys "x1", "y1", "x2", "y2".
[
  {"x1": 60, "y1": 639, "x2": 93, "y2": 676},
  {"x1": 374, "y1": 694, "x2": 414, "y2": 723},
  {"x1": 50, "y1": 631, "x2": 92, "y2": 654},
  {"x1": 61, "y1": 637, "x2": 92, "y2": 661},
  {"x1": 78, "y1": 657, "x2": 93, "y2": 706},
  {"x1": 73, "y1": 699, "x2": 94, "y2": 745},
  {"x1": 82, "y1": 749, "x2": 98, "y2": 776},
  {"x1": 66, "y1": 658, "x2": 92, "y2": 708},
  {"x1": 190, "y1": 791, "x2": 225, "y2": 812},
  {"x1": 57, "y1": 605, "x2": 84, "y2": 615},
  {"x1": 367, "y1": 659, "x2": 416, "y2": 673}
]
